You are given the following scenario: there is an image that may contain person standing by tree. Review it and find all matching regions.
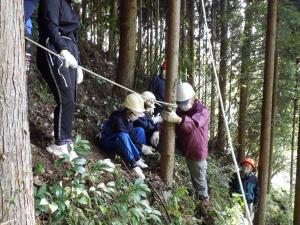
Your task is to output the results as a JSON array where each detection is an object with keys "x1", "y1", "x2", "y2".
[
  {"x1": 36, "y1": 0, "x2": 83, "y2": 158},
  {"x1": 161, "y1": 82, "x2": 210, "y2": 203},
  {"x1": 149, "y1": 59, "x2": 167, "y2": 115}
]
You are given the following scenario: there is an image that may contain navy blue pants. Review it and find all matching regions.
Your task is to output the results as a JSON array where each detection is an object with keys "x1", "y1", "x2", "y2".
[
  {"x1": 37, "y1": 37, "x2": 79, "y2": 145},
  {"x1": 99, "y1": 127, "x2": 146, "y2": 167}
]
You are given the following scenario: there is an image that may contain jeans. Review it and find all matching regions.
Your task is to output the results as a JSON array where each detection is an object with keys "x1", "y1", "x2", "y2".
[{"x1": 99, "y1": 127, "x2": 146, "y2": 167}]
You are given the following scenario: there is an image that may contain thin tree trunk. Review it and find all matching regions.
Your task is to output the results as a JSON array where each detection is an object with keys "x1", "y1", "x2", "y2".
[
  {"x1": 294, "y1": 95, "x2": 300, "y2": 225},
  {"x1": 114, "y1": 0, "x2": 137, "y2": 96},
  {"x1": 154, "y1": 0, "x2": 159, "y2": 60},
  {"x1": 150, "y1": 0, "x2": 153, "y2": 75},
  {"x1": 238, "y1": 0, "x2": 253, "y2": 161},
  {"x1": 217, "y1": 0, "x2": 228, "y2": 150},
  {"x1": 108, "y1": 0, "x2": 117, "y2": 59},
  {"x1": 290, "y1": 98, "x2": 297, "y2": 200},
  {"x1": 210, "y1": 0, "x2": 216, "y2": 138},
  {"x1": 187, "y1": 0, "x2": 195, "y2": 85},
  {"x1": 254, "y1": 1, "x2": 277, "y2": 224},
  {"x1": 160, "y1": 0, "x2": 181, "y2": 186},
  {"x1": 267, "y1": 49, "x2": 279, "y2": 192},
  {"x1": 0, "y1": 0, "x2": 35, "y2": 224}
]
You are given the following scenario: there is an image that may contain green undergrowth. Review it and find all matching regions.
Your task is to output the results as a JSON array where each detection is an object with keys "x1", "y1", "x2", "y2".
[
  {"x1": 34, "y1": 135, "x2": 162, "y2": 225},
  {"x1": 34, "y1": 137, "x2": 272, "y2": 225}
]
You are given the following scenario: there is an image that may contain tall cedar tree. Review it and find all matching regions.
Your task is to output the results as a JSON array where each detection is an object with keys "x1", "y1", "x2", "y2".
[
  {"x1": 160, "y1": 0, "x2": 181, "y2": 186},
  {"x1": 0, "y1": 0, "x2": 35, "y2": 223},
  {"x1": 254, "y1": 0, "x2": 277, "y2": 224},
  {"x1": 114, "y1": 0, "x2": 137, "y2": 96}
]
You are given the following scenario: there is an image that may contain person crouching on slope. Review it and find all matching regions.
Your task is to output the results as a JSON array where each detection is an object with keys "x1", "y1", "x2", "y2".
[
  {"x1": 161, "y1": 82, "x2": 210, "y2": 203},
  {"x1": 98, "y1": 93, "x2": 156, "y2": 179},
  {"x1": 133, "y1": 91, "x2": 163, "y2": 148}
]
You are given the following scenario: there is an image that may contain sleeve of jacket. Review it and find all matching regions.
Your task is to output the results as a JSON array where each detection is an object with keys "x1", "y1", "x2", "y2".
[
  {"x1": 41, "y1": 0, "x2": 68, "y2": 52},
  {"x1": 134, "y1": 117, "x2": 157, "y2": 131},
  {"x1": 178, "y1": 107, "x2": 210, "y2": 133}
]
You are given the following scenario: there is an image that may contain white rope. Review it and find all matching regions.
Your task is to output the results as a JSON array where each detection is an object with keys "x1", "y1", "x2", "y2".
[
  {"x1": 200, "y1": 0, "x2": 253, "y2": 223},
  {"x1": 24, "y1": 36, "x2": 176, "y2": 108}
]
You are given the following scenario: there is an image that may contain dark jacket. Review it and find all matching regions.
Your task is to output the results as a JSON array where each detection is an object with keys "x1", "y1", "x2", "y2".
[
  {"x1": 176, "y1": 100, "x2": 210, "y2": 160},
  {"x1": 101, "y1": 109, "x2": 142, "y2": 149},
  {"x1": 38, "y1": 0, "x2": 80, "y2": 52},
  {"x1": 229, "y1": 171, "x2": 260, "y2": 205},
  {"x1": 133, "y1": 115, "x2": 159, "y2": 140},
  {"x1": 149, "y1": 74, "x2": 165, "y2": 103}
]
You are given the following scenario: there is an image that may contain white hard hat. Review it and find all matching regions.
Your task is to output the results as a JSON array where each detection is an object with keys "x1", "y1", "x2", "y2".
[
  {"x1": 122, "y1": 93, "x2": 145, "y2": 114},
  {"x1": 176, "y1": 82, "x2": 196, "y2": 102},
  {"x1": 142, "y1": 91, "x2": 156, "y2": 108}
]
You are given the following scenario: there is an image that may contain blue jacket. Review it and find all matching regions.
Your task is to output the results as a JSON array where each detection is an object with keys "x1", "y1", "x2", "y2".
[
  {"x1": 133, "y1": 115, "x2": 159, "y2": 138},
  {"x1": 149, "y1": 74, "x2": 165, "y2": 103},
  {"x1": 101, "y1": 110, "x2": 142, "y2": 149},
  {"x1": 229, "y1": 171, "x2": 260, "y2": 205},
  {"x1": 38, "y1": 0, "x2": 80, "y2": 52},
  {"x1": 24, "y1": 0, "x2": 38, "y2": 35}
]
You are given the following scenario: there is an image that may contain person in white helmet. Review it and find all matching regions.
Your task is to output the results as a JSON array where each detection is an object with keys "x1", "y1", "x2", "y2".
[
  {"x1": 133, "y1": 91, "x2": 163, "y2": 148},
  {"x1": 98, "y1": 93, "x2": 155, "y2": 179},
  {"x1": 162, "y1": 82, "x2": 210, "y2": 203}
]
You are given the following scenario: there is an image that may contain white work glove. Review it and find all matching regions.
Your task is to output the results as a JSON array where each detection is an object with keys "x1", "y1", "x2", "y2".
[
  {"x1": 150, "y1": 131, "x2": 160, "y2": 147},
  {"x1": 161, "y1": 110, "x2": 182, "y2": 124},
  {"x1": 132, "y1": 167, "x2": 145, "y2": 179},
  {"x1": 77, "y1": 67, "x2": 84, "y2": 84},
  {"x1": 141, "y1": 144, "x2": 155, "y2": 155},
  {"x1": 60, "y1": 50, "x2": 78, "y2": 69},
  {"x1": 152, "y1": 113, "x2": 163, "y2": 124}
]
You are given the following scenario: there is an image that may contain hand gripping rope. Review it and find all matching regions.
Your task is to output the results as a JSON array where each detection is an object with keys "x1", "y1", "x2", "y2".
[
  {"x1": 200, "y1": 0, "x2": 253, "y2": 223},
  {"x1": 24, "y1": 36, "x2": 177, "y2": 109}
]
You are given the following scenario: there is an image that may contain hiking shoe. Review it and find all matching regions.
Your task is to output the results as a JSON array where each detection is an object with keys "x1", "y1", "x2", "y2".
[
  {"x1": 136, "y1": 159, "x2": 148, "y2": 168},
  {"x1": 46, "y1": 144, "x2": 78, "y2": 161},
  {"x1": 132, "y1": 167, "x2": 145, "y2": 179}
]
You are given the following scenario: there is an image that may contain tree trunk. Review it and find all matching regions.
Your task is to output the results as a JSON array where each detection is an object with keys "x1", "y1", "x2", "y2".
[
  {"x1": 290, "y1": 98, "x2": 297, "y2": 200},
  {"x1": 108, "y1": 0, "x2": 117, "y2": 59},
  {"x1": 160, "y1": 0, "x2": 181, "y2": 186},
  {"x1": 237, "y1": 0, "x2": 253, "y2": 162},
  {"x1": 294, "y1": 96, "x2": 300, "y2": 225},
  {"x1": 210, "y1": 0, "x2": 216, "y2": 138},
  {"x1": 217, "y1": 0, "x2": 228, "y2": 150},
  {"x1": 0, "y1": 1, "x2": 35, "y2": 224},
  {"x1": 187, "y1": 0, "x2": 195, "y2": 85},
  {"x1": 267, "y1": 49, "x2": 279, "y2": 192},
  {"x1": 254, "y1": 1, "x2": 277, "y2": 224},
  {"x1": 154, "y1": 0, "x2": 159, "y2": 60},
  {"x1": 114, "y1": 0, "x2": 137, "y2": 96}
]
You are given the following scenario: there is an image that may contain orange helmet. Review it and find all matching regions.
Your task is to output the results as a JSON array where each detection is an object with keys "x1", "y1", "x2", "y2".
[
  {"x1": 161, "y1": 59, "x2": 167, "y2": 70},
  {"x1": 242, "y1": 157, "x2": 256, "y2": 170}
]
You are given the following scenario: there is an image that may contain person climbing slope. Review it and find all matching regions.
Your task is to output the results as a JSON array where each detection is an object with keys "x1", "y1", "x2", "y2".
[
  {"x1": 98, "y1": 93, "x2": 156, "y2": 179},
  {"x1": 36, "y1": 0, "x2": 83, "y2": 159}
]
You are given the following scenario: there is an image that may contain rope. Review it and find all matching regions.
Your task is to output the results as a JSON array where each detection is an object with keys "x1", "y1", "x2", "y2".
[
  {"x1": 200, "y1": 0, "x2": 253, "y2": 223},
  {"x1": 24, "y1": 36, "x2": 176, "y2": 108}
]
